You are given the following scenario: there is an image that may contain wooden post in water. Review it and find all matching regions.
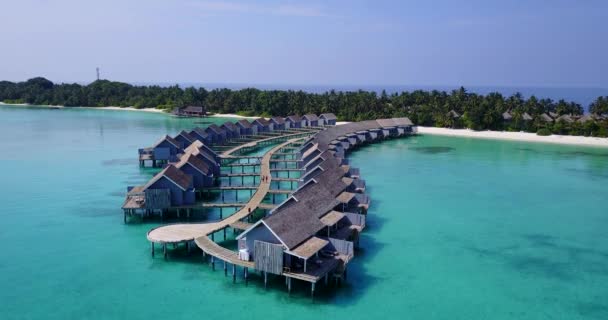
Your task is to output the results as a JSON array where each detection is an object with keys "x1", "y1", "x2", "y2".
[
  {"x1": 211, "y1": 256, "x2": 215, "y2": 270},
  {"x1": 232, "y1": 264, "x2": 236, "y2": 283},
  {"x1": 163, "y1": 243, "x2": 167, "y2": 260},
  {"x1": 244, "y1": 267, "x2": 248, "y2": 286},
  {"x1": 264, "y1": 271, "x2": 268, "y2": 289},
  {"x1": 224, "y1": 260, "x2": 227, "y2": 276},
  {"x1": 151, "y1": 242, "x2": 154, "y2": 257},
  {"x1": 311, "y1": 282, "x2": 315, "y2": 300}
]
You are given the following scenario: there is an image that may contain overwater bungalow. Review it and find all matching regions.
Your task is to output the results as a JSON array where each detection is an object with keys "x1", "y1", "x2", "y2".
[
  {"x1": 221, "y1": 121, "x2": 241, "y2": 139},
  {"x1": 183, "y1": 141, "x2": 220, "y2": 175},
  {"x1": 237, "y1": 166, "x2": 357, "y2": 283},
  {"x1": 319, "y1": 113, "x2": 337, "y2": 126},
  {"x1": 174, "y1": 130, "x2": 197, "y2": 148},
  {"x1": 205, "y1": 124, "x2": 227, "y2": 145},
  {"x1": 139, "y1": 135, "x2": 182, "y2": 166},
  {"x1": 123, "y1": 164, "x2": 195, "y2": 215},
  {"x1": 189, "y1": 127, "x2": 213, "y2": 145},
  {"x1": 173, "y1": 153, "x2": 214, "y2": 189},
  {"x1": 270, "y1": 117, "x2": 286, "y2": 131},
  {"x1": 286, "y1": 115, "x2": 304, "y2": 128},
  {"x1": 236, "y1": 119, "x2": 256, "y2": 136},
  {"x1": 302, "y1": 114, "x2": 319, "y2": 127},
  {"x1": 253, "y1": 118, "x2": 272, "y2": 132}
]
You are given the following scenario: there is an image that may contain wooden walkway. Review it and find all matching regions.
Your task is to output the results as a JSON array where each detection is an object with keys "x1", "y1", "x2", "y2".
[{"x1": 219, "y1": 132, "x2": 312, "y2": 156}]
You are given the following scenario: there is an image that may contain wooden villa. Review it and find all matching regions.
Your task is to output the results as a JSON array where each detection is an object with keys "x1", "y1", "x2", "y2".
[
  {"x1": 189, "y1": 128, "x2": 213, "y2": 145},
  {"x1": 221, "y1": 121, "x2": 241, "y2": 140},
  {"x1": 173, "y1": 153, "x2": 214, "y2": 189},
  {"x1": 270, "y1": 117, "x2": 286, "y2": 131},
  {"x1": 173, "y1": 106, "x2": 206, "y2": 117},
  {"x1": 286, "y1": 115, "x2": 304, "y2": 128},
  {"x1": 205, "y1": 124, "x2": 227, "y2": 145},
  {"x1": 302, "y1": 114, "x2": 319, "y2": 127},
  {"x1": 139, "y1": 135, "x2": 183, "y2": 167},
  {"x1": 252, "y1": 118, "x2": 272, "y2": 132},
  {"x1": 123, "y1": 165, "x2": 195, "y2": 217},
  {"x1": 236, "y1": 119, "x2": 256, "y2": 136},
  {"x1": 174, "y1": 130, "x2": 197, "y2": 148},
  {"x1": 319, "y1": 113, "x2": 337, "y2": 126}
]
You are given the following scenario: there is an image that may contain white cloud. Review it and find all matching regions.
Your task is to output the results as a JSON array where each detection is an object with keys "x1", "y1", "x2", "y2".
[{"x1": 190, "y1": 1, "x2": 330, "y2": 18}]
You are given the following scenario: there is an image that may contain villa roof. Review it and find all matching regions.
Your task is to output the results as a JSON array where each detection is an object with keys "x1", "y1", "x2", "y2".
[
  {"x1": 320, "y1": 210, "x2": 345, "y2": 227},
  {"x1": 153, "y1": 135, "x2": 181, "y2": 149},
  {"x1": 176, "y1": 130, "x2": 196, "y2": 143},
  {"x1": 557, "y1": 114, "x2": 574, "y2": 123},
  {"x1": 206, "y1": 124, "x2": 224, "y2": 134},
  {"x1": 502, "y1": 111, "x2": 512, "y2": 120},
  {"x1": 336, "y1": 192, "x2": 356, "y2": 204},
  {"x1": 271, "y1": 117, "x2": 285, "y2": 125},
  {"x1": 376, "y1": 119, "x2": 396, "y2": 127},
  {"x1": 392, "y1": 117, "x2": 413, "y2": 126},
  {"x1": 286, "y1": 115, "x2": 301, "y2": 122},
  {"x1": 539, "y1": 113, "x2": 553, "y2": 122},
  {"x1": 222, "y1": 121, "x2": 239, "y2": 131},
  {"x1": 190, "y1": 127, "x2": 209, "y2": 138},
  {"x1": 447, "y1": 110, "x2": 461, "y2": 119},
  {"x1": 289, "y1": 237, "x2": 328, "y2": 259},
  {"x1": 578, "y1": 115, "x2": 594, "y2": 123},
  {"x1": 320, "y1": 113, "x2": 337, "y2": 120},
  {"x1": 303, "y1": 114, "x2": 319, "y2": 121},
  {"x1": 175, "y1": 153, "x2": 211, "y2": 176},
  {"x1": 183, "y1": 106, "x2": 205, "y2": 113},
  {"x1": 142, "y1": 165, "x2": 191, "y2": 191},
  {"x1": 253, "y1": 118, "x2": 270, "y2": 126},
  {"x1": 522, "y1": 112, "x2": 533, "y2": 121},
  {"x1": 237, "y1": 119, "x2": 252, "y2": 128}
]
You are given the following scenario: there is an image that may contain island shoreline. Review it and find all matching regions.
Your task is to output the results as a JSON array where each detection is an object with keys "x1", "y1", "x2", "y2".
[
  {"x1": 415, "y1": 126, "x2": 608, "y2": 148},
  {"x1": 2, "y1": 103, "x2": 606, "y2": 147}
]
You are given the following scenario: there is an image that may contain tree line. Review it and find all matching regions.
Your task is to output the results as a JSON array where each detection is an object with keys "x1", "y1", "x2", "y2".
[{"x1": 1, "y1": 77, "x2": 608, "y2": 137}]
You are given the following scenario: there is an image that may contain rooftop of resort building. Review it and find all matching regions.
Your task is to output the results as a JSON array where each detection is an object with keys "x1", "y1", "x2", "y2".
[{"x1": 142, "y1": 164, "x2": 192, "y2": 191}]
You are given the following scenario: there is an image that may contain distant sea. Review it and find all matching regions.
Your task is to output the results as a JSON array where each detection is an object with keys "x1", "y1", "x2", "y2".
[{"x1": 136, "y1": 82, "x2": 608, "y2": 111}]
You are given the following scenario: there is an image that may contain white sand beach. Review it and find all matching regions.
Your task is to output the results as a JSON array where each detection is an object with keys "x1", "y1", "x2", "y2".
[
  {"x1": 208, "y1": 113, "x2": 256, "y2": 119},
  {"x1": 90, "y1": 106, "x2": 165, "y2": 113},
  {"x1": 416, "y1": 126, "x2": 608, "y2": 148},
  {"x1": 0, "y1": 102, "x2": 166, "y2": 114}
]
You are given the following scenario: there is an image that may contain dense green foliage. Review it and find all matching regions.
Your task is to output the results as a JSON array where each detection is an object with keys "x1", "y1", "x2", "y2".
[
  {"x1": 2, "y1": 77, "x2": 608, "y2": 137},
  {"x1": 536, "y1": 128, "x2": 552, "y2": 136}
]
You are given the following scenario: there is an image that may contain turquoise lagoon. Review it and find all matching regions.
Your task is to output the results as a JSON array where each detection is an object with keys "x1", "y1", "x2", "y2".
[{"x1": 0, "y1": 105, "x2": 607, "y2": 320}]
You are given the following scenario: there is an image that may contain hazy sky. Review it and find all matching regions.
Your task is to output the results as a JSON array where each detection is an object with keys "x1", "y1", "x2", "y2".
[{"x1": 1, "y1": 0, "x2": 607, "y2": 87}]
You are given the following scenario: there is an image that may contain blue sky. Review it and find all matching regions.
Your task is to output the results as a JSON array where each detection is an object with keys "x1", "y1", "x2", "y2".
[{"x1": 1, "y1": 0, "x2": 607, "y2": 87}]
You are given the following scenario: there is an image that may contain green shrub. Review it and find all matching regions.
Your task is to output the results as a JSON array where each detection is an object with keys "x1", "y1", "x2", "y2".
[{"x1": 537, "y1": 128, "x2": 552, "y2": 136}]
